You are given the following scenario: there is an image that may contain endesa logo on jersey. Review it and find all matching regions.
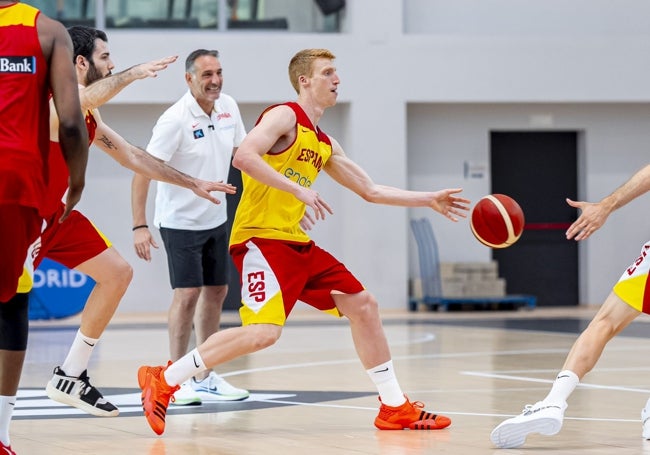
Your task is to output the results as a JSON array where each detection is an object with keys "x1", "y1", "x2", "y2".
[{"x1": 0, "y1": 56, "x2": 36, "y2": 73}]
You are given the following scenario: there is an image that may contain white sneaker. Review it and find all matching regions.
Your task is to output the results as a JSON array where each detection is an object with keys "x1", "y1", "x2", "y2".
[
  {"x1": 641, "y1": 399, "x2": 650, "y2": 439},
  {"x1": 171, "y1": 381, "x2": 202, "y2": 406},
  {"x1": 191, "y1": 372, "x2": 249, "y2": 401},
  {"x1": 491, "y1": 401, "x2": 566, "y2": 449}
]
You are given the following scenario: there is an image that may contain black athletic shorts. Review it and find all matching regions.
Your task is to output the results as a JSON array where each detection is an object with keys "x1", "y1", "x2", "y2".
[{"x1": 159, "y1": 223, "x2": 229, "y2": 289}]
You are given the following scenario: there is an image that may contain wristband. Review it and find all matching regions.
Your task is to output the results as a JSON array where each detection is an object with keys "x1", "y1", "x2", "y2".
[{"x1": 132, "y1": 224, "x2": 148, "y2": 231}]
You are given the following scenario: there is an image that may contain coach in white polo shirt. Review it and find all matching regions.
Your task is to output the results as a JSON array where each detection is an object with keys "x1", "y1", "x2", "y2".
[{"x1": 131, "y1": 49, "x2": 249, "y2": 404}]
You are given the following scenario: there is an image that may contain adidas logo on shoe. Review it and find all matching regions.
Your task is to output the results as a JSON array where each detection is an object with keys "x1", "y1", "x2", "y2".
[{"x1": 45, "y1": 366, "x2": 119, "y2": 417}]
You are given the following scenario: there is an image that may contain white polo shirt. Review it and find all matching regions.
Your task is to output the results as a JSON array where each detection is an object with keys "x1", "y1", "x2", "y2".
[{"x1": 147, "y1": 90, "x2": 246, "y2": 230}]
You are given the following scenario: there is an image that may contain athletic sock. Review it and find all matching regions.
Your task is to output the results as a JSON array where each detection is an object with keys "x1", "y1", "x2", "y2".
[
  {"x1": 164, "y1": 348, "x2": 206, "y2": 387},
  {"x1": 366, "y1": 360, "x2": 406, "y2": 407},
  {"x1": 61, "y1": 329, "x2": 99, "y2": 378},
  {"x1": 0, "y1": 395, "x2": 15, "y2": 446},
  {"x1": 543, "y1": 369, "x2": 579, "y2": 405}
]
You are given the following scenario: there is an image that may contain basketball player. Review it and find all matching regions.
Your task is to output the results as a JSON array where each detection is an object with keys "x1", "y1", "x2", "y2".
[
  {"x1": 0, "y1": 2, "x2": 88, "y2": 453},
  {"x1": 137, "y1": 48, "x2": 470, "y2": 435},
  {"x1": 0, "y1": 1, "x2": 88, "y2": 302},
  {"x1": 491, "y1": 163, "x2": 650, "y2": 448},
  {"x1": 2, "y1": 25, "x2": 231, "y2": 423}
]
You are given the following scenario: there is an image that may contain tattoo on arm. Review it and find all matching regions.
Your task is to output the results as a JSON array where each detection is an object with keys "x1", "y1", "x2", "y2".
[{"x1": 97, "y1": 135, "x2": 116, "y2": 150}]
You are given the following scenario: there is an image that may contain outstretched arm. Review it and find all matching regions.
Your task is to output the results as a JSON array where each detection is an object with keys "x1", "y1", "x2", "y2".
[
  {"x1": 566, "y1": 164, "x2": 650, "y2": 241},
  {"x1": 93, "y1": 117, "x2": 236, "y2": 202},
  {"x1": 323, "y1": 138, "x2": 470, "y2": 221},
  {"x1": 80, "y1": 55, "x2": 178, "y2": 112}
]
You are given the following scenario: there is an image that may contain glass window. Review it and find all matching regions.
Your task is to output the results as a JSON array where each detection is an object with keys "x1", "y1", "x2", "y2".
[{"x1": 23, "y1": 0, "x2": 344, "y2": 32}]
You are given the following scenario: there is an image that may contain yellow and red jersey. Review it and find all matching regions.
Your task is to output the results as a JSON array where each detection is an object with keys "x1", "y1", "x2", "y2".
[{"x1": 230, "y1": 102, "x2": 332, "y2": 246}]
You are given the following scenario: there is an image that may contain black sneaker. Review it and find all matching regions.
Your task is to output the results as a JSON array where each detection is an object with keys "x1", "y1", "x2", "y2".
[{"x1": 45, "y1": 366, "x2": 119, "y2": 417}]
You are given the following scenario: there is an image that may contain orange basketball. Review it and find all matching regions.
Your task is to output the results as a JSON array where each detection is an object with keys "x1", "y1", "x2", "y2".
[{"x1": 470, "y1": 194, "x2": 525, "y2": 248}]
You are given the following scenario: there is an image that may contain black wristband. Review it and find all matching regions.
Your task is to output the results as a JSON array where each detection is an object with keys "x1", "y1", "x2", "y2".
[{"x1": 132, "y1": 224, "x2": 148, "y2": 231}]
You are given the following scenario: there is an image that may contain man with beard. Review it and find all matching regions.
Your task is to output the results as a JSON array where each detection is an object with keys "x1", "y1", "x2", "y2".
[{"x1": 35, "y1": 27, "x2": 236, "y2": 417}]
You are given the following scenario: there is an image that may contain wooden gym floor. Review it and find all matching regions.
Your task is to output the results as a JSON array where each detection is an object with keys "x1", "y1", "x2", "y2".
[{"x1": 10, "y1": 305, "x2": 650, "y2": 454}]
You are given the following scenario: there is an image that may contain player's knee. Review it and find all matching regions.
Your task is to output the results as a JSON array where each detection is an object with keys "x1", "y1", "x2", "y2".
[
  {"x1": 590, "y1": 316, "x2": 618, "y2": 340},
  {"x1": 345, "y1": 291, "x2": 379, "y2": 319},
  {"x1": 109, "y1": 259, "x2": 133, "y2": 290},
  {"x1": 0, "y1": 293, "x2": 29, "y2": 350},
  {"x1": 92, "y1": 255, "x2": 133, "y2": 290},
  {"x1": 248, "y1": 324, "x2": 282, "y2": 350},
  {"x1": 119, "y1": 261, "x2": 134, "y2": 286}
]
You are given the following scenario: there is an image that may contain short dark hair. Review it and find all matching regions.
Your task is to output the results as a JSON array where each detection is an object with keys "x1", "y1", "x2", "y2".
[
  {"x1": 67, "y1": 26, "x2": 108, "y2": 62},
  {"x1": 185, "y1": 49, "x2": 219, "y2": 74}
]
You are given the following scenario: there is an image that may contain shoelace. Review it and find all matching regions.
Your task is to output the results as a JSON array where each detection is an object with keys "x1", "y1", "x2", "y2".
[
  {"x1": 205, "y1": 374, "x2": 217, "y2": 390},
  {"x1": 77, "y1": 374, "x2": 94, "y2": 396},
  {"x1": 521, "y1": 402, "x2": 559, "y2": 416},
  {"x1": 200, "y1": 373, "x2": 224, "y2": 391},
  {"x1": 154, "y1": 367, "x2": 178, "y2": 403},
  {"x1": 411, "y1": 401, "x2": 425, "y2": 410},
  {"x1": 76, "y1": 373, "x2": 112, "y2": 406}
]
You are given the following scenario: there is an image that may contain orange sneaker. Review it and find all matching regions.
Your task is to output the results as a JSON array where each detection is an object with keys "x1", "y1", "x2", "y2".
[
  {"x1": 137, "y1": 362, "x2": 180, "y2": 435},
  {"x1": 374, "y1": 396, "x2": 451, "y2": 430}
]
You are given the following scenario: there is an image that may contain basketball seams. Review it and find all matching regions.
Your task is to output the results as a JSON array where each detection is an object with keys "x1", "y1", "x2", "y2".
[{"x1": 485, "y1": 195, "x2": 516, "y2": 243}]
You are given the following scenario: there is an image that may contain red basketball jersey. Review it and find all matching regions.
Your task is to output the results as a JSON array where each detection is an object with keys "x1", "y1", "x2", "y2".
[
  {"x1": 42, "y1": 109, "x2": 97, "y2": 218},
  {"x1": 0, "y1": 3, "x2": 50, "y2": 209}
]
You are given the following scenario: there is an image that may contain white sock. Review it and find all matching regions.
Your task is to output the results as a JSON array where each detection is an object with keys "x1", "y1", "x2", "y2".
[
  {"x1": 164, "y1": 348, "x2": 206, "y2": 386},
  {"x1": 61, "y1": 330, "x2": 99, "y2": 377},
  {"x1": 543, "y1": 370, "x2": 579, "y2": 405},
  {"x1": 366, "y1": 360, "x2": 405, "y2": 407},
  {"x1": 0, "y1": 395, "x2": 15, "y2": 446}
]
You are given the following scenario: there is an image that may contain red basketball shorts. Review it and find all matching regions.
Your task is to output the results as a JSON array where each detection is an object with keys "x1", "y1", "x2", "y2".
[
  {"x1": 35, "y1": 203, "x2": 112, "y2": 270},
  {"x1": 614, "y1": 240, "x2": 650, "y2": 314},
  {"x1": 0, "y1": 204, "x2": 41, "y2": 302},
  {"x1": 230, "y1": 237, "x2": 365, "y2": 326}
]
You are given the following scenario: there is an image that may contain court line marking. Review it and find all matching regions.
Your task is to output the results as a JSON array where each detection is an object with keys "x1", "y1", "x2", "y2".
[
  {"x1": 488, "y1": 366, "x2": 650, "y2": 374},
  {"x1": 253, "y1": 400, "x2": 639, "y2": 423},
  {"x1": 13, "y1": 392, "x2": 297, "y2": 417},
  {"x1": 20, "y1": 329, "x2": 650, "y2": 421},
  {"x1": 221, "y1": 345, "x2": 649, "y2": 378},
  {"x1": 462, "y1": 371, "x2": 650, "y2": 393}
]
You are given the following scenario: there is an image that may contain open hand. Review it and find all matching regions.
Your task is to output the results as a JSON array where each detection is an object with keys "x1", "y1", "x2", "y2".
[
  {"x1": 565, "y1": 198, "x2": 610, "y2": 241},
  {"x1": 429, "y1": 188, "x2": 470, "y2": 222},
  {"x1": 131, "y1": 55, "x2": 178, "y2": 79}
]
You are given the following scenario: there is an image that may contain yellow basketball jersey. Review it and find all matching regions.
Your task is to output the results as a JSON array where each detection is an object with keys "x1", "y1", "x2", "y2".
[{"x1": 230, "y1": 102, "x2": 332, "y2": 246}]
